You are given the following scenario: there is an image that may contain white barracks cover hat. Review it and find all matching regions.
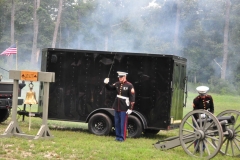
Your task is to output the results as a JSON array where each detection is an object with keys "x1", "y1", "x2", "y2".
[
  {"x1": 196, "y1": 86, "x2": 209, "y2": 94},
  {"x1": 117, "y1": 71, "x2": 128, "y2": 77}
]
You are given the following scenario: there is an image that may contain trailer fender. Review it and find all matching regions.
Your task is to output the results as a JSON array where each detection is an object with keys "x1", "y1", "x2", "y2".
[
  {"x1": 86, "y1": 108, "x2": 115, "y2": 123},
  {"x1": 127, "y1": 112, "x2": 148, "y2": 138},
  {"x1": 130, "y1": 110, "x2": 148, "y2": 129}
]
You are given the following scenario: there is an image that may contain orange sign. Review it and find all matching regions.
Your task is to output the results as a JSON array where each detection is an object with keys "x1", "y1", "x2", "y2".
[{"x1": 21, "y1": 71, "x2": 38, "y2": 81}]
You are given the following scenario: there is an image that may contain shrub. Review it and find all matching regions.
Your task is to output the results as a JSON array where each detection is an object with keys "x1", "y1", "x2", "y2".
[{"x1": 188, "y1": 78, "x2": 239, "y2": 96}]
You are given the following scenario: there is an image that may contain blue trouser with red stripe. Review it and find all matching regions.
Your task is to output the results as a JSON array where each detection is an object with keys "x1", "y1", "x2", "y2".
[{"x1": 114, "y1": 110, "x2": 128, "y2": 141}]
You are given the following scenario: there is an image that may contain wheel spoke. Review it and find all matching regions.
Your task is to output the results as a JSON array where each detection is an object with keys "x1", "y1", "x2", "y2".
[
  {"x1": 204, "y1": 139, "x2": 211, "y2": 156},
  {"x1": 225, "y1": 134, "x2": 231, "y2": 155},
  {"x1": 199, "y1": 114, "x2": 203, "y2": 129},
  {"x1": 205, "y1": 129, "x2": 219, "y2": 135},
  {"x1": 199, "y1": 141, "x2": 204, "y2": 157},
  {"x1": 182, "y1": 133, "x2": 195, "y2": 139},
  {"x1": 221, "y1": 137, "x2": 227, "y2": 155},
  {"x1": 182, "y1": 129, "x2": 195, "y2": 134},
  {"x1": 235, "y1": 137, "x2": 240, "y2": 142},
  {"x1": 186, "y1": 140, "x2": 195, "y2": 149},
  {"x1": 223, "y1": 137, "x2": 227, "y2": 143},
  {"x1": 234, "y1": 124, "x2": 240, "y2": 131},
  {"x1": 195, "y1": 140, "x2": 200, "y2": 149},
  {"x1": 205, "y1": 138, "x2": 218, "y2": 149},
  {"x1": 193, "y1": 143, "x2": 199, "y2": 154},
  {"x1": 185, "y1": 120, "x2": 198, "y2": 131},
  {"x1": 205, "y1": 135, "x2": 219, "y2": 141},
  {"x1": 202, "y1": 117, "x2": 208, "y2": 130},
  {"x1": 204, "y1": 121, "x2": 215, "y2": 132},
  {"x1": 182, "y1": 136, "x2": 196, "y2": 141},
  {"x1": 230, "y1": 140, "x2": 234, "y2": 156},
  {"x1": 233, "y1": 138, "x2": 240, "y2": 151},
  {"x1": 191, "y1": 115, "x2": 199, "y2": 130}
]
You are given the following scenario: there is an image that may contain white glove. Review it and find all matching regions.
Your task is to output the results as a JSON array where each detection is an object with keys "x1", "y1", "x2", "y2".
[
  {"x1": 126, "y1": 109, "x2": 132, "y2": 115},
  {"x1": 200, "y1": 114, "x2": 206, "y2": 118},
  {"x1": 104, "y1": 78, "x2": 109, "y2": 84}
]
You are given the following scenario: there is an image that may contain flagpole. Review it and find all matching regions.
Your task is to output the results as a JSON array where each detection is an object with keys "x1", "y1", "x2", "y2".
[{"x1": 16, "y1": 41, "x2": 18, "y2": 70}]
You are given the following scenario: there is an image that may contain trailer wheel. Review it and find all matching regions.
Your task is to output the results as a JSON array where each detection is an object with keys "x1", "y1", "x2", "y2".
[
  {"x1": 88, "y1": 113, "x2": 112, "y2": 136},
  {"x1": 127, "y1": 115, "x2": 142, "y2": 138},
  {"x1": 0, "y1": 109, "x2": 10, "y2": 123}
]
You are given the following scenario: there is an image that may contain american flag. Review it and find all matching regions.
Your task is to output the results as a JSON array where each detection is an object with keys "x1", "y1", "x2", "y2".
[{"x1": 0, "y1": 44, "x2": 17, "y2": 56}]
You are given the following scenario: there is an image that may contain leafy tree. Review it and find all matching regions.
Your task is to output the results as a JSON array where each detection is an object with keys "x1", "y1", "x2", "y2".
[
  {"x1": 181, "y1": 0, "x2": 225, "y2": 83},
  {"x1": 0, "y1": 0, "x2": 240, "y2": 95}
]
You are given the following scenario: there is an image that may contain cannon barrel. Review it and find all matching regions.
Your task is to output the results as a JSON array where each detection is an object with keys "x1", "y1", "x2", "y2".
[
  {"x1": 217, "y1": 116, "x2": 235, "y2": 124},
  {"x1": 197, "y1": 115, "x2": 235, "y2": 125}
]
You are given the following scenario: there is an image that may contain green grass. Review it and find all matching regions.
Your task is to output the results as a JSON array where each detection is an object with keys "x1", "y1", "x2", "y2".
[{"x1": 0, "y1": 92, "x2": 240, "y2": 160}]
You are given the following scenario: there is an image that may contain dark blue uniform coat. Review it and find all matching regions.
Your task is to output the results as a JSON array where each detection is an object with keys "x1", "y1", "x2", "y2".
[{"x1": 106, "y1": 81, "x2": 135, "y2": 111}]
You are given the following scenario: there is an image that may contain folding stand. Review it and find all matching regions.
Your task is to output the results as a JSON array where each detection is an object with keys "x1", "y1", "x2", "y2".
[{"x1": 0, "y1": 70, "x2": 55, "y2": 140}]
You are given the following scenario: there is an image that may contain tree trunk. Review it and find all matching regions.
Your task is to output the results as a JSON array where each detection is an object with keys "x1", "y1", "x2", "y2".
[
  {"x1": 8, "y1": 0, "x2": 15, "y2": 67},
  {"x1": 31, "y1": 0, "x2": 40, "y2": 65},
  {"x1": 174, "y1": 0, "x2": 180, "y2": 52},
  {"x1": 221, "y1": 0, "x2": 231, "y2": 80},
  {"x1": 59, "y1": 25, "x2": 61, "y2": 48},
  {"x1": 52, "y1": 0, "x2": 63, "y2": 48},
  {"x1": 194, "y1": 74, "x2": 196, "y2": 83}
]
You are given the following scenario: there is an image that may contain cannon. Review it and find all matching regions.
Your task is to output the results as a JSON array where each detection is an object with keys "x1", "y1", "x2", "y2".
[{"x1": 154, "y1": 110, "x2": 240, "y2": 159}]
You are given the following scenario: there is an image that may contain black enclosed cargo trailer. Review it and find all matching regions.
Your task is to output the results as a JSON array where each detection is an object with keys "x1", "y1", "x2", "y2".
[{"x1": 38, "y1": 48, "x2": 187, "y2": 137}]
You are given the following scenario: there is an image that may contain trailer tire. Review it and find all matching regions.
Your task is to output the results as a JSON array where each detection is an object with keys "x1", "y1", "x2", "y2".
[
  {"x1": 0, "y1": 109, "x2": 10, "y2": 123},
  {"x1": 127, "y1": 115, "x2": 142, "y2": 138},
  {"x1": 88, "y1": 113, "x2": 112, "y2": 136}
]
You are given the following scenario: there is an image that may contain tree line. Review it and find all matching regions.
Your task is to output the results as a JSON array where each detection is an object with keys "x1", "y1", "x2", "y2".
[{"x1": 0, "y1": 0, "x2": 240, "y2": 95}]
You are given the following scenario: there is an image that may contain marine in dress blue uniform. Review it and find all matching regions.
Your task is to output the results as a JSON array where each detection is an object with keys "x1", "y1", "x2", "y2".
[
  {"x1": 104, "y1": 71, "x2": 135, "y2": 141},
  {"x1": 193, "y1": 86, "x2": 214, "y2": 151},
  {"x1": 193, "y1": 86, "x2": 214, "y2": 115}
]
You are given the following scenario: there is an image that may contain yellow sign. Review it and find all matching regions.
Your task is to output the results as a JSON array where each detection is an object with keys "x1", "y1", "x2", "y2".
[{"x1": 21, "y1": 71, "x2": 38, "y2": 81}]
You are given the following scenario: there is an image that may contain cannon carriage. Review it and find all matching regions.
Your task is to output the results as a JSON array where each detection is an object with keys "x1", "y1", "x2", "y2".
[{"x1": 154, "y1": 109, "x2": 240, "y2": 159}]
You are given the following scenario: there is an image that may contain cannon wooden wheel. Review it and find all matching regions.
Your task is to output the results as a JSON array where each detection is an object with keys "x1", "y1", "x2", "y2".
[
  {"x1": 215, "y1": 110, "x2": 240, "y2": 157},
  {"x1": 179, "y1": 110, "x2": 223, "y2": 159}
]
